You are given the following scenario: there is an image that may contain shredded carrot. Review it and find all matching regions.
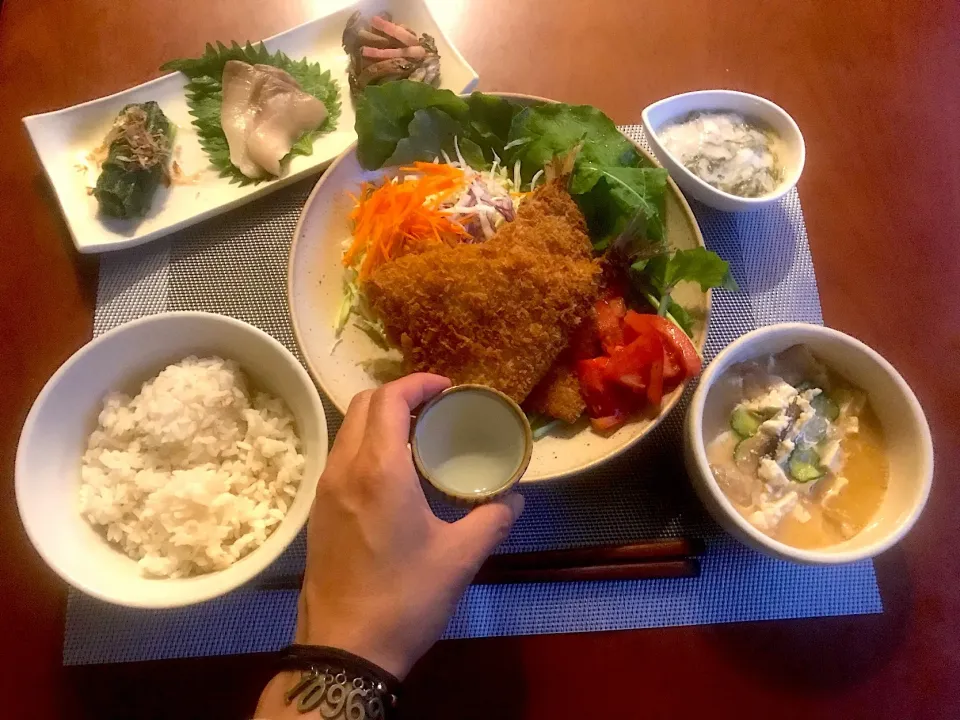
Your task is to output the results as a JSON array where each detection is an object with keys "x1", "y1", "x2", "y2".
[{"x1": 343, "y1": 165, "x2": 472, "y2": 280}]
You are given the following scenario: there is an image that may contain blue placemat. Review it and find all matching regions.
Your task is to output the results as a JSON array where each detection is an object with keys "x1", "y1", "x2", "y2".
[{"x1": 66, "y1": 126, "x2": 881, "y2": 665}]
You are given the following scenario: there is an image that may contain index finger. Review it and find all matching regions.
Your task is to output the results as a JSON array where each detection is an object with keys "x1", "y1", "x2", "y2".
[{"x1": 363, "y1": 373, "x2": 451, "y2": 451}]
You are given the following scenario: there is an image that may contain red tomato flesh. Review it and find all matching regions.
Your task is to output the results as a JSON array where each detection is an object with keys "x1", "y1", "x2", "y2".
[{"x1": 624, "y1": 311, "x2": 701, "y2": 378}]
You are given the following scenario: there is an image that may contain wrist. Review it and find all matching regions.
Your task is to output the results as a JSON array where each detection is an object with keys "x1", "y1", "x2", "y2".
[
  {"x1": 298, "y1": 619, "x2": 410, "y2": 680},
  {"x1": 297, "y1": 591, "x2": 413, "y2": 679}
]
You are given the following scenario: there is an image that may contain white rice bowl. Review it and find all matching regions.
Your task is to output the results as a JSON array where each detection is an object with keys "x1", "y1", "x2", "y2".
[{"x1": 79, "y1": 356, "x2": 305, "y2": 578}]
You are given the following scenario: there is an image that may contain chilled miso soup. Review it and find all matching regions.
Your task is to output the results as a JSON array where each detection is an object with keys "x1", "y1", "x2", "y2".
[{"x1": 706, "y1": 345, "x2": 888, "y2": 549}]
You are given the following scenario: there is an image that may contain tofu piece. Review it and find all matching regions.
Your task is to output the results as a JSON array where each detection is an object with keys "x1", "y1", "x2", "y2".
[
  {"x1": 820, "y1": 439, "x2": 844, "y2": 473},
  {"x1": 821, "y1": 475, "x2": 849, "y2": 507},
  {"x1": 792, "y1": 502, "x2": 812, "y2": 523},
  {"x1": 840, "y1": 415, "x2": 860, "y2": 436},
  {"x1": 760, "y1": 414, "x2": 790, "y2": 436},
  {"x1": 774, "y1": 437, "x2": 795, "y2": 464},
  {"x1": 744, "y1": 378, "x2": 798, "y2": 414},
  {"x1": 758, "y1": 457, "x2": 791, "y2": 489},
  {"x1": 749, "y1": 491, "x2": 799, "y2": 531}
]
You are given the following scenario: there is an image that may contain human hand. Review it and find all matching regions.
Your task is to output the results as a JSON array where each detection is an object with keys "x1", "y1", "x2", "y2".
[{"x1": 296, "y1": 373, "x2": 525, "y2": 679}]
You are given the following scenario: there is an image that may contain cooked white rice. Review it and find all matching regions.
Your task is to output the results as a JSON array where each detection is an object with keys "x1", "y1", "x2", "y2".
[{"x1": 79, "y1": 356, "x2": 305, "y2": 578}]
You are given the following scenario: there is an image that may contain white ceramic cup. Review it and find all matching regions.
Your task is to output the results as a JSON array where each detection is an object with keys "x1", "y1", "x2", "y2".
[
  {"x1": 684, "y1": 323, "x2": 933, "y2": 564},
  {"x1": 15, "y1": 312, "x2": 327, "y2": 607},
  {"x1": 412, "y1": 385, "x2": 532, "y2": 504}
]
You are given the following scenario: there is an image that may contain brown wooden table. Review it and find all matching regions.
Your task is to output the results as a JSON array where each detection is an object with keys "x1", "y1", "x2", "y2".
[{"x1": 2, "y1": 1, "x2": 958, "y2": 717}]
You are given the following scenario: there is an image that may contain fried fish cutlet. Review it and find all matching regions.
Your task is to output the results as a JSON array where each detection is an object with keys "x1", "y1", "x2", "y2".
[
  {"x1": 524, "y1": 358, "x2": 586, "y2": 424},
  {"x1": 363, "y1": 180, "x2": 600, "y2": 404},
  {"x1": 494, "y1": 179, "x2": 594, "y2": 260}
]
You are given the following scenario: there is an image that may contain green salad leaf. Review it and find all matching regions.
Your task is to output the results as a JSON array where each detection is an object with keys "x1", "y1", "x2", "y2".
[
  {"x1": 662, "y1": 298, "x2": 697, "y2": 338},
  {"x1": 161, "y1": 41, "x2": 341, "y2": 185},
  {"x1": 573, "y1": 163, "x2": 669, "y2": 249},
  {"x1": 634, "y1": 246, "x2": 738, "y2": 295},
  {"x1": 465, "y1": 92, "x2": 524, "y2": 162},
  {"x1": 354, "y1": 81, "x2": 467, "y2": 169},
  {"x1": 631, "y1": 247, "x2": 738, "y2": 332},
  {"x1": 506, "y1": 103, "x2": 643, "y2": 183},
  {"x1": 384, "y1": 107, "x2": 485, "y2": 168}
]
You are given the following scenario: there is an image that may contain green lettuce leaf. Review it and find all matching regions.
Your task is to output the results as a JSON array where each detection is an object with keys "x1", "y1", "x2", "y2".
[
  {"x1": 573, "y1": 164, "x2": 669, "y2": 249},
  {"x1": 464, "y1": 92, "x2": 524, "y2": 163},
  {"x1": 160, "y1": 41, "x2": 341, "y2": 185},
  {"x1": 505, "y1": 103, "x2": 643, "y2": 182},
  {"x1": 354, "y1": 80, "x2": 468, "y2": 169},
  {"x1": 629, "y1": 248, "x2": 735, "y2": 337},
  {"x1": 634, "y1": 247, "x2": 738, "y2": 295},
  {"x1": 664, "y1": 298, "x2": 696, "y2": 338},
  {"x1": 384, "y1": 107, "x2": 485, "y2": 168}
]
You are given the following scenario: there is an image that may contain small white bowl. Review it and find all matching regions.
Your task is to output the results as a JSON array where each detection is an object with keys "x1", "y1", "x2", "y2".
[
  {"x1": 15, "y1": 312, "x2": 327, "y2": 608},
  {"x1": 642, "y1": 90, "x2": 806, "y2": 212},
  {"x1": 684, "y1": 323, "x2": 933, "y2": 564}
]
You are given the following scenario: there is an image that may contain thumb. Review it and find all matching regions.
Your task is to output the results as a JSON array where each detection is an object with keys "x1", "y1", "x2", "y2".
[{"x1": 449, "y1": 492, "x2": 525, "y2": 571}]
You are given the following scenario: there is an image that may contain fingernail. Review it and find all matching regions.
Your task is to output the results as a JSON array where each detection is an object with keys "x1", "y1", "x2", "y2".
[{"x1": 506, "y1": 491, "x2": 525, "y2": 518}]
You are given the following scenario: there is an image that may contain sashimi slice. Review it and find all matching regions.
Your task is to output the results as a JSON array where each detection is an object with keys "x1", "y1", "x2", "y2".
[
  {"x1": 245, "y1": 77, "x2": 327, "y2": 177},
  {"x1": 220, "y1": 60, "x2": 265, "y2": 179},
  {"x1": 253, "y1": 64, "x2": 300, "y2": 88}
]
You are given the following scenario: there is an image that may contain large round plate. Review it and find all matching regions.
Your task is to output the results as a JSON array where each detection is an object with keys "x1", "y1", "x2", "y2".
[{"x1": 289, "y1": 94, "x2": 710, "y2": 482}]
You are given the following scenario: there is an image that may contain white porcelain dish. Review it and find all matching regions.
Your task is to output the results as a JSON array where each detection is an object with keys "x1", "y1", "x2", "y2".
[
  {"x1": 287, "y1": 93, "x2": 711, "y2": 482},
  {"x1": 642, "y1": 90, "x2": 805, "y2": 212},
  {"x1": 21, "y1": 0, "x2": 477, "y2": 254},
  {"x1": 684, "y1": 323, "x2": 933, "y2": 564},
  {"x1": 15, "y1": 312, "x2": 327, "y2": 608}
]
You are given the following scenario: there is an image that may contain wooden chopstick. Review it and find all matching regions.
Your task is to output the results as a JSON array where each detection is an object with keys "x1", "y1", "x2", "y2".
[
  {"x1": 473, "y1": 559, "x2": 700, "y2": 584},
  {"x1": 485, "y1": 538, "x2": 704, "y2": 571},
  {"x1": 252, "y1": 538, "x2": 704, "y2": 591}
]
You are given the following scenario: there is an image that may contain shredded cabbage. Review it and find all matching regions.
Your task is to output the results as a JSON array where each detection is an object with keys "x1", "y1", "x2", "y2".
[{"x1": 337, "y1": 148, "x2": 529, "y2": 336}]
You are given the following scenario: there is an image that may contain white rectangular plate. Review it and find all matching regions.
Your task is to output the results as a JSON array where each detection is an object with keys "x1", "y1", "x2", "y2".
[{"x1": 22, "y1": 0, "x2": 478, "y2": 254}]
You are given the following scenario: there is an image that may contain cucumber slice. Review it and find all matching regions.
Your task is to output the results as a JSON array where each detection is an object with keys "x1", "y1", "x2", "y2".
[
  {"x1": 811, "y1": 393, "x2": 840, "y2": 421},
  {"x1": 731, "y1": 407, "x2": 763, "y2": 438},
  {"x1": 789, "y1": 445, "x2": 825, "y2": 483}
]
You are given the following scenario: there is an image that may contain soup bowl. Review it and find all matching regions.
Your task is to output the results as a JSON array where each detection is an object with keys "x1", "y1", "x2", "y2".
[{"x1": 684, "y1": 323, "x2": 933, "y2": 564}]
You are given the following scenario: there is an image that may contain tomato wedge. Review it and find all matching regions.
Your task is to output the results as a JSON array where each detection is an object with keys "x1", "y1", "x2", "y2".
[
  {"x1": 606, "y1": 326, "x2": 665, "y2": 406},
  {"x1": 662, "y1": 349, "x2": 682, "y2": 386},
  {"x1": 624, "y1": 311, "x2": 701, "y2": 378},
  {"x1": 577, "y1": 357, "x2": 615, "y2": 418},
  {"x1": 577, "y1": 357, "x2": 636, "y2": 424},
  {"x1": 647, "y1": 353, "x2": 664, "y2": 407},
  {"x1": 576, "y1": 304, "x2": 702, "y2": 428},
  {"x1": 607, "y1": 329, "x2": 660, "y2": 386}
]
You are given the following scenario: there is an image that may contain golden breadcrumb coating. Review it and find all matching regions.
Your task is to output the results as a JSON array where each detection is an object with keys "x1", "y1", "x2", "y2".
[
  {"x1": 524, "y1": 358, "x2": 586, "y2": 424},
  {"x1": 364, "y1": 180, "x2": 600, "y2": 405}
]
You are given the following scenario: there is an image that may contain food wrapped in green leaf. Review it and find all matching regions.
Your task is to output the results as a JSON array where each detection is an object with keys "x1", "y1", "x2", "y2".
[{"x1": 93, "y1": 102, "x2": 173, "y2": 219}]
